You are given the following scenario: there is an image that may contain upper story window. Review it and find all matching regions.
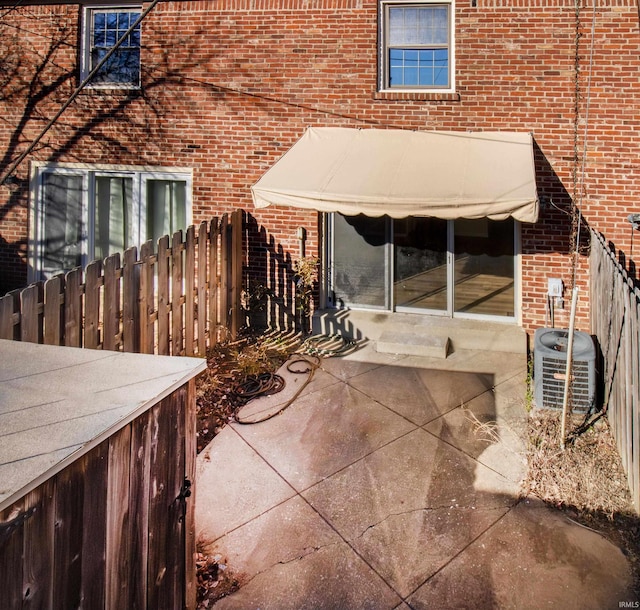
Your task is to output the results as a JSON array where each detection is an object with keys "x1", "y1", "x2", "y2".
[
  {"x1": 82, "y1": 6, "x2": 142, "y2": 88},
  {"x1": 379, "y1": 1, "x2": 454, "y2": 92}
]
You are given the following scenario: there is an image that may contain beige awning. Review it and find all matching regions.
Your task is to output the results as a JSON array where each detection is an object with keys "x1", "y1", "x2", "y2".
[{"x1": 251, "y1": 127, "x2": 539, "y2": 222}]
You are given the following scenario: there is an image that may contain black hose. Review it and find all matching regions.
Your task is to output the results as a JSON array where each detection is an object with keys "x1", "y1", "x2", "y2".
[
  {"x1": 234, "y1": 354, "x2": 321, "y2": 424},
  {"x1": 233, "y1": 372, "x2": 285, "y2": 400},
  {"x1": 301, "y1": 334, "x2": 357, "y2": 357}
]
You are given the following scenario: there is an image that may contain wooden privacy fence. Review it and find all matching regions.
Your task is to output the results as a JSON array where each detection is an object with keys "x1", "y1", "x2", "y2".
[
  {"x1": 0, "y1": 211, "x2": 243, "y2": 356},
  {"x1": 590, "y1": 228, "x2": 640, "y2": 510}
]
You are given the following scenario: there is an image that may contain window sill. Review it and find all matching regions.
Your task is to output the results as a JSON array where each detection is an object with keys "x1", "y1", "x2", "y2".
[
  {"x1": 374, "y1": 90, "x2": 461, "y2": 102},
  {"x1": 79, "y1": 85, "x2": 142, "y2": 96},
  {"x1": 79, "y1": 80, "x2": 141, "y2": 91}
]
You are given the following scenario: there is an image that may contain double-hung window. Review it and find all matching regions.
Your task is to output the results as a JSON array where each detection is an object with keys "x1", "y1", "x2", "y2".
[
  {"x1": 380, "y1": 1, "x2": 454, "y2": 91},
  {"x1": 30, "y1": 165, "x2": 192, "y2": 281},
  {"x1": 82, "y1": 5, "x2": 142, "y2": 87}
]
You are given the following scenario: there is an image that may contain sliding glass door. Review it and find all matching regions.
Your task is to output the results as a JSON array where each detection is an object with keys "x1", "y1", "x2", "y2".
[
  {"x1": 394, "y1": 216, "x2": 448, "y2": 313},
  {"x1": 329, "y1": 213, "x2": 517, "y2": 320},
  {"x1": 453, "y1": 219, "x2": 515, "y2": 317},
  {"x1": 331, "y1": 213, "x2": 389, "y2": 309}
]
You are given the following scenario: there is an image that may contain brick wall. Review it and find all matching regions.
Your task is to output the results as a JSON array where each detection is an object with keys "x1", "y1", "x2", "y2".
[{"x1": 1, "y1": 0, "x2": 639, "y2": 334}]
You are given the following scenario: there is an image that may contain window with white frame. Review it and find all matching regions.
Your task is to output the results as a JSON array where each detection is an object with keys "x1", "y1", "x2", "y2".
[
  {"x1": 379, "y1": 1, "x2": 454, "y2": 91},
  {"x1": 82, "y1": 5, "x2": 142, "y2": 87},
  {"x1": 30, "y1": 165, "x2": 192, "y2": 280}
]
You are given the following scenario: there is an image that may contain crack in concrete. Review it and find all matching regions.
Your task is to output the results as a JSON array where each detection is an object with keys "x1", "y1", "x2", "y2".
[
  {"x1": 357, "y1": 502, "x2": 514, "y2": 539},
  {"x1": 240, "y1": 539, "x2": 343, "y2": 587},
  {"x1": 276, "y1": 540, "x2": 342, "y2": 566}
]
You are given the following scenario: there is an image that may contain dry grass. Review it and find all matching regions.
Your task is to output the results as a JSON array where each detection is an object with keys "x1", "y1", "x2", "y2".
[
  {"x1": 467, "y1": 401, "x2": 640, "y2": 592},
  {"x1": 195, "y1": 330, "x2": 306, "y2": 608},
  {"x1": 522, "y1": 409, "x2": 632, "y2": 516},
  {"x1": 195, "y1": 330, "x2": 302, "y2": 452},
  {"x1": 464, "y1": 407, "x2": 501, "y2": 445},
  {"x1": 522, "y1": 408, "x2": 640, "y2": 594}
]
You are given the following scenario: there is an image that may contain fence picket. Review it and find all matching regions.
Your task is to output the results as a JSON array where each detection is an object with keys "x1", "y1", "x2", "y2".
[
  {"x1": 220, "y1": 214, "x2": 231, "y2": 329},
  {"x1": 21, "y1": 282, "x2": 43, "y2": 344},
  {"x1": 123, "y1": 247, "x2": 140, "y2": 354},
  {"x1": 85, "y1": 261, "x2": 102, "y2": 350},
  {"x1": 208, "y1": 218, "x2": 219, "y2": 347},
  {"x1": 197, "y1": 222, "x2": 208, "y2": 355},
  {"x1": 0, "y1": 289, "x2": 20, "y2": 340},
  {"x1": 185, "y1": 226, "x2": 196, "y2": 357},
  {"x1": 219, "y1": 215, "x2": 229, "y2": 335},
  {"x1": 157, "y1": 235, "x2": 171, "y2": 356},
  {"x1": 172, "y1": 231, "x2": 184, "y2": 356},
  {"x1": 140, "y1": 241, "x2": 155, "y2": 355},
  {"x1": 231, "y1": 210, "x2": 243, "y2": 339},
  {"x1": 65, "y1": 269, "x2": 83, "y2": 348},
  {"x1": 103, "y1": 254, "x2": 121, "y2": 352},
  {"x1": 44, "y1": 275, "x2": 65, "y2": 346}
]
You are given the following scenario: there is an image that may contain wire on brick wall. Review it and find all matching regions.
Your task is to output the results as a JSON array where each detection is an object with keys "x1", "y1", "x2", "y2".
[
  {"x1": 0, "y1": 0, "x2": 25, "y2": 21},
  {"x1": 173, "y1": 74, "x2": 389, "y2": 129},
  {"x1": 571, "y1": 0, "x2": 597, "y2": 290},
  {"x1": 0, "y1": 0, "x2": 162, "y2": 186},
  {"x1": 570, "y1": 0, "x2": 581, "y2": 288}
]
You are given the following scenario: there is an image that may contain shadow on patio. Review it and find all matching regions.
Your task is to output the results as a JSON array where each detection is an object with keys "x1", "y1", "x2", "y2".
[{"x1": 195, "y1": 344, "x2": 633, "y2": 609}]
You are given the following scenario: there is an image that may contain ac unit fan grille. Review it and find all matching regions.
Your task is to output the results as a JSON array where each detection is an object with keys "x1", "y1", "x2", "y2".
[{"x1": 540, "y1": 356, "x2": 591, "y2": 410}]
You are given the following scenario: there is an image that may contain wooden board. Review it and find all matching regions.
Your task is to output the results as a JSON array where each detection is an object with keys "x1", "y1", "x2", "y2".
[
  {"x1": 21, "y1": 282, "x2": 43, "y2": 344},
  {"x1": 44, "y1": 275, "x2": 64, "y2": 346},
  {"x1": 84, "y1": 261, "x2": 102, "y2": 350},
  {"x1": 80, "y1": 442, "x2": 108, "y2": 609},
  {"x1": 64, "y1": 268, "x2": 83, "y2": 348},
  {"x1": 53, "y1": 464, "x2": 84, "y2": 609}
]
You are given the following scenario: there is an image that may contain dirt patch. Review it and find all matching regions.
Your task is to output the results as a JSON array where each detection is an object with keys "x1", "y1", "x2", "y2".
[
  {"x1": 195, "y1": 330, "x2": 301, "y2": 453},
  {"x1": 195, "y1": 331, "x2": 301, "y2": 607},
  {"x1": 196, "y1": 552, "x2": 240, "y2": 606},
  {"x1": 522, "y1": 409, "x2": 640, "y2": 594}
]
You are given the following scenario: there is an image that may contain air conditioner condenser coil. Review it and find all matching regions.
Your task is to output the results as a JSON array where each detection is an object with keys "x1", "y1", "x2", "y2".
[{"x1": 533, "y1": 328, "x2": 597, "y2": 413}]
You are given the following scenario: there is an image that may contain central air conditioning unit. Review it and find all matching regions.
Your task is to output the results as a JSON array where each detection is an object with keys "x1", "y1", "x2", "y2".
[{"x1": 533, "y1": 328, "x2": 597, "y2": 413}]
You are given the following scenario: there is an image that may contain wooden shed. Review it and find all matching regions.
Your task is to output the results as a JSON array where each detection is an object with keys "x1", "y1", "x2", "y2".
[{"x1": 0, "y1": 340, "x2": 206, "y2": 609}]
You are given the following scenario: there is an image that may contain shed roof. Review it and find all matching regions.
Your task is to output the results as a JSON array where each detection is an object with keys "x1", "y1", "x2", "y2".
[{"x1": 0, "y1": 340, "x2": 205, "y2": 511}]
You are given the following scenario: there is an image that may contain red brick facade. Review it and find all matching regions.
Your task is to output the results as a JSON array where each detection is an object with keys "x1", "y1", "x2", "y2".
[{"x1": 1, "y1": 0, "x2": 639, "y2": 336}]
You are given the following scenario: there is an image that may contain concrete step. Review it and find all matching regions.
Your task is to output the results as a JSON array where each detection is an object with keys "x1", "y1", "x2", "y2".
[
  {"x1": 377, "y1": 329, "x2": 450, "y2": 358},
  {"x1": 312, "y1": 309, "x2": 527, "y2": 357}
]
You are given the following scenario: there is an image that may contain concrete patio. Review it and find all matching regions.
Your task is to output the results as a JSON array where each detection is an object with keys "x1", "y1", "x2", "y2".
[{"x1": 196, "y1": 343, "x2": 633, "y2": 609}]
